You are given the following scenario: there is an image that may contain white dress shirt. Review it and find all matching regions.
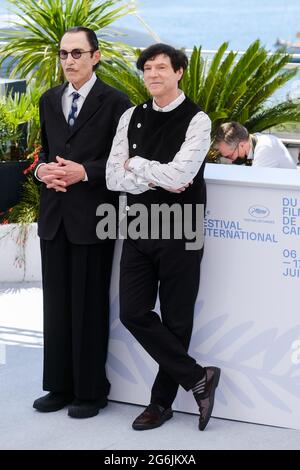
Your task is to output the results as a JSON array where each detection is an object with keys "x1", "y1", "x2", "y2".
[
  {"x1": 61, "y1": 73, "x2": 97, "y2": 122},
  {"x1": 35, "y1": 73, "x2": 97, "y2": 181},
  {"x1": 250, "y1": 133, "x2": 297, "y2": 169},
  {"x1": 106, "y1": 92, "x2": 211, "y2": 194}
]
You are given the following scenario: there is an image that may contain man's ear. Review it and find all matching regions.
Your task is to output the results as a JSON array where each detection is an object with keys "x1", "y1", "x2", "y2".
[
  {"x1": 177, "y1": 67, "x2": 184, "y2": 81},
  {"x1": 93, "y1": 49, "x2": 101, "y2": 65}
]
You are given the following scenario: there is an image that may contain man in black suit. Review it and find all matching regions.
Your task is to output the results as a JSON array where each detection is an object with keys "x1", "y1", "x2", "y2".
[{"x1": 33, "y1": 26, "x2": 130, "y2": 419}]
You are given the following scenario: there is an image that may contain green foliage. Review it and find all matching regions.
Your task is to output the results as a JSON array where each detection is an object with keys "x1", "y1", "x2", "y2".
[
  {"x1": 6, "y1": 176, "x2": 40, "y2": 224},
  {"x1": 99, "y1": 56, "x2": 149, "y2": 105},
  {"x1": 16, "y1": 85, "x2": 46, "y2": 151},
  {"x1": 179, "y1": 40, "x2": 300, "y2": 138},
  {"x1": 0, "y1": 102, "x2": 17, "y2": 159},
  {"x1": 246, "y1": 101, "x2": 300, "y2": 132},
  {"x1": 180, "y1": 46, "x2": 206, "y2": 103},
  {"x1": 0, "y1": 90, "x2": 40, "y2": 160},
  {"x1": 0, "y1": 0, "x2": 136, "y2": 87}
]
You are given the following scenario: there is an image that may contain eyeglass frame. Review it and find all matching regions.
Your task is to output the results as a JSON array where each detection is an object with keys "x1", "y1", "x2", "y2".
[
  {"x1": 58, "y1": 49, "x2": 96, "y2": 60},
  {"x1": 226, "y1": 142, "x2": 240, "y2": 161}
]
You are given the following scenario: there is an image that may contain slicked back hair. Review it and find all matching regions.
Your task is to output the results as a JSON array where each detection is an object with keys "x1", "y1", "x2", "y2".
[{"x1": 215, "y1": 122, "x2": 250, "y2": 148}]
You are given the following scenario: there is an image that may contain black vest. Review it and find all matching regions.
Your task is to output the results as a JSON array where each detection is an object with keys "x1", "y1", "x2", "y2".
[
  {"x1": 127, "y1": 97, "x2": 207, "y2": 209},
  {"x1": 127, "y1": 98, "x2": 206, "y2": 238}
]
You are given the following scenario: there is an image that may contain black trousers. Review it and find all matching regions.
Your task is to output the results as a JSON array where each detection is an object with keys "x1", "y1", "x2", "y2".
[
  {"x1": 120, "y1": 238, "x2": 205, "y2": 409},
  {"x1": 40, "y1": 223, "x2": 115, "y2": 401}
]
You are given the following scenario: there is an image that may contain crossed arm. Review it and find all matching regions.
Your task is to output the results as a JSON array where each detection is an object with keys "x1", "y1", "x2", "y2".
[{"x1": 106, "y1": 107, "x2": 211, "y2": 195}]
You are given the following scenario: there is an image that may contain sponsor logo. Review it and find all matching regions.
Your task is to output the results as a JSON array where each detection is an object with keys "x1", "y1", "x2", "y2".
[{"x1": 248, "y1": 205, "x2": 270, "y2": 219}]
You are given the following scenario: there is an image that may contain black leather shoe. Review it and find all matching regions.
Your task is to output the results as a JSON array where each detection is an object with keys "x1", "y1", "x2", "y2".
[
  {"x1": 194, "y1": 366, "x2": 221, "y2": 431},
  {"x1": 33, "y1": 392, "x2": 73, "y2": 412},
  {"x1": 68, "y1": 398, "x2": 108, "y2": 419},
  {"x1": 132, "y1": 404, "x2": 173, "y2": 431}
]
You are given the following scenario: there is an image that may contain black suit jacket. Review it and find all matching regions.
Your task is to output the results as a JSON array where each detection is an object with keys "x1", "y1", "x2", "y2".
[{"x1": 37, "y1": 78, "x2": 131, "y2": 243}]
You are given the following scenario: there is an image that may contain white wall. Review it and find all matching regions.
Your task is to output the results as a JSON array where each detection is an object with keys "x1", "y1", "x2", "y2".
[{"x1": 0, "y1": 223, "x2": 41, "y2": 282}]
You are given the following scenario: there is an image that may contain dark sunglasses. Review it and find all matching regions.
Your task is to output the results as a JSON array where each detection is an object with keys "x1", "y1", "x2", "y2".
[{"x1": 58, "y1": 49, "x2": 95, "y2": 60}]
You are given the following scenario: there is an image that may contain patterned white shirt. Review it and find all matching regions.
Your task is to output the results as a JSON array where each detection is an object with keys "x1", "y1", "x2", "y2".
[{"x1": 106, "y1": 92, "x2": 211, "y2": 194}]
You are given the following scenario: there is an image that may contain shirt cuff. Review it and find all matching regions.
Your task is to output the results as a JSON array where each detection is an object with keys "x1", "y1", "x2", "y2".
[
  {"x1": 127, "y1": 156, "x2": 146, "y2": 173},
  {"x1": 34, "y1": 163, "x2": 46, "y2": 181},
  {"x1": 82, "y1": 170, "x2": 88, "y2": 182}
]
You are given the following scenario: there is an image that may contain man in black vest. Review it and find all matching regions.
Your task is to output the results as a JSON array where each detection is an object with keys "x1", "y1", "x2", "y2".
[
  {"x1": 106, "y1": 44, "x2": 221, "y2": 431},
  {"x1": 33, "y1": 27, "x2": 130, "y2": 419}
]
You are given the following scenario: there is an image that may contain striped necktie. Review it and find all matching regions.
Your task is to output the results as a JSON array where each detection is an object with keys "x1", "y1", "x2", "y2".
[{"x1": 68, "y1": 92, "x2": 80, "y2": 127}]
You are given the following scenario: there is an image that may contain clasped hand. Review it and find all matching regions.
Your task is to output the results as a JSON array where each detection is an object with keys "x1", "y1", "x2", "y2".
[{"x1": 38, "y1": 156, "x2": 85, "y2": 192}]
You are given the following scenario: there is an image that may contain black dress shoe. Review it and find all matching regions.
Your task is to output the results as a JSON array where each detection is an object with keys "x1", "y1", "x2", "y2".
[
  {"x1": 68, "y1": 398, "x2": 108, "y2": 419},
  {"x1": 33, "y1": 392, "x2": 73, "y2": 412},
  {"x1": 193, "y1": 366, "x2": 221, "y2": 431},
  {"x1": 132, "y1": 404, "x2": 173, "y2": 431}
]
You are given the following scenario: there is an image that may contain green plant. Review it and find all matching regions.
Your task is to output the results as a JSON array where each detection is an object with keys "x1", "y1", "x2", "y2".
[
  {"x1": 0, "y1": 89, "x2": 40, "y2": 161},
  {"x1": 180, "y1": 41, "x2": 300, "y2": 135},
  {"x1": 6, "y1": 176, "x2": 40, "y2": 224},
  {"x1": 11, "y1": 85, "x2": 45, "y2": 152},
  {"x1": 0, "y1": 102, "x2": 18, "y2": 159},
  {"x1": 0, "y1": 0, "x2": 137, "y2": 87},
  {"x1": 99, "y1": 55, "x2": 149, "y2": 105}
]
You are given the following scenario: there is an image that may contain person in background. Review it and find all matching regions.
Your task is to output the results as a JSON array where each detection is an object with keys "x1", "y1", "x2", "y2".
[
  {"x1": 33, "y1": 26, "x2": 130, "y2": 419},
  {"x1": 106, "y1": 43, "x2": 221, "y2": 432},
  {"x1": 214, "y1": 121, "x2": 297, "y2": 168}
]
